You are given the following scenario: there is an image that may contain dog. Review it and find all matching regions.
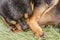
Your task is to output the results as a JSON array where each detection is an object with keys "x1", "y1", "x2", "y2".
[
  {"x1": 0, "y1": 0, "x2": 43, "y2": 37},
  {"x1": 0, "y1": 0, "x2": 32, "y2": 32},
  {"x1": 37, "y1": 0, "x2": 60, "y2": 27},
  {"x1": 27, "y1": 0, "x2": 60, "y2": 38},
  {"x1": 26, "y1": 0, "x2": 60, "y2": 38},
  {"x1": 0, "y1": 0, "x2": 59, "y2": 38},
  {"x1": 26, "y1": 0, "x2": 47, "y2": 37}
]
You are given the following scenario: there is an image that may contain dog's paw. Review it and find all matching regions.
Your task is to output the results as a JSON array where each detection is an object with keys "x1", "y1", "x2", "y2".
[{"x1": 35, "y1": 30, "x2": 44, "y2": 38}]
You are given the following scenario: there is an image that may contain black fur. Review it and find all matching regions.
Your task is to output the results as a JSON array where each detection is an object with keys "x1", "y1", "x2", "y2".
[
  {"x1": 0, "y1": 0, "x2": 32, "y2": 31},
  {"x1": 33, "y1": 0, "x2": 45, "y2": 7}
]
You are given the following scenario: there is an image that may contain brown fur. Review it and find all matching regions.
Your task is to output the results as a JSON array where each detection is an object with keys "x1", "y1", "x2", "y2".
[
  {"x1": 26, "y1": 0, "x2": 59, "y2": 37},
  {"x1": 2, "y1": 17, "x2": 22, "y2": 32},
  {"x1": 37, "y1": 0, "x2": 59, "y2": 26},
  {"x1": 1, "y1": 0, "x2": 59, "y2": 38},
  {"x1": 26, "y1": 2, "x2": 48, "y2": 37},
  {"x1": 41, "y1": 0, "x2": 59, "y2": 17}
]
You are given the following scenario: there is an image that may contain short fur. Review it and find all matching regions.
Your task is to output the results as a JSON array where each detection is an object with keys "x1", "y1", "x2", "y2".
[
  {"x1": 26, "y1": 0, "x2": 60, "y2": 37},
  {"x1": 0, "y1": 0, "x2": 32, "y2": 31}
]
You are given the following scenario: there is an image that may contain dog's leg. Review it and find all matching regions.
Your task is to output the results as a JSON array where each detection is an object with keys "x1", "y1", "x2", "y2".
[
  {"x1": 26, "y1": 5, "x2": 48, "y2": 37},
  {"x1": 28, "y1": 7, "x2": 45, "y2": 37},
  {"x1": 27, "y1": 19, "x2": 43, "y2": 37},
  {"x1": 14, "y1": 23, "x2": 22, "y2": 33}
]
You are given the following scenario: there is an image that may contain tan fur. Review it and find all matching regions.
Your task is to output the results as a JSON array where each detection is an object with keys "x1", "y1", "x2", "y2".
[
  {"x1": 37, "y1": 0, "x2": 59, "y2": 27},
  {"x1": 30, "y1": 1, "x2": 34, "y2": 11},
  {"x1": 25, "y1": 3, "x2": 48, "y2": 37},
  {"x1": 41, "y1": 0, "x2": 59, "y2": 17},
  {"x1": 2, "y1": 17, "x2": 22, "y2": 32},
  {"x1": 26, "y1": 0, "x2": 59, "y2": 37}
]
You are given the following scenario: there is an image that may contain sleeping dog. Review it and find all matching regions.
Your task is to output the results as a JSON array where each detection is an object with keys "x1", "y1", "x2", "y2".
[
  {"x1": 28, "y1": 0, "x2": 60, "y2": 37},
  {"x1": 0, "y1": 0, "x2": 32, "y2": 32},
  {"x1": 0, "y1": 0, "x2": 59, "y2": 38},
  {"x1": 26, "y1": 0, "x2": 60, "y2": 37},
  {"x1": 0, "y1": 0, "x2": 44, "y2": 37}
]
